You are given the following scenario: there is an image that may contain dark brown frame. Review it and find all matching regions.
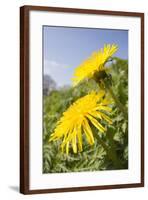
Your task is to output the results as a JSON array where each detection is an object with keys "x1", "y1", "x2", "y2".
[{"x1": 20, "y1": 5, "x2": 144, "y2": 194}]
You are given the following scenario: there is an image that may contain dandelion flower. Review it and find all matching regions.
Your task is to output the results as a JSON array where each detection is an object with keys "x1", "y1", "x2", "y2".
[
  {"x1": 49, "y1": 90, "x2": 113, "y2": 154},
  {"x1": 72, "y1": 44, "x2": 118, "y2": 86}
]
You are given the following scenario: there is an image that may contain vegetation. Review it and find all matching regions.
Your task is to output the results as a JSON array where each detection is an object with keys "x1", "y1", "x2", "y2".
[{"x1": 43, "y1": 57, "x2": 128, "y2": 173}]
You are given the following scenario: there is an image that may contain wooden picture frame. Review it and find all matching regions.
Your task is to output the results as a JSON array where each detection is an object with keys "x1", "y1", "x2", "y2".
[{"x1": 20, "y1": 5, "x2": 144, "y2": 194}]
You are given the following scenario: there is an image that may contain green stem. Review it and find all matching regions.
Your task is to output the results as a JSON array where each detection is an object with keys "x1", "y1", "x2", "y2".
[
  {"x1": 103, "y1": 80, "x2": 127, "y2": 119},
  {"x1": 108, "y1": 86, "x2": 127, "y2": 118},
  {"x1": 94, "y1": 132, "x2": 122, "y2": 169}
]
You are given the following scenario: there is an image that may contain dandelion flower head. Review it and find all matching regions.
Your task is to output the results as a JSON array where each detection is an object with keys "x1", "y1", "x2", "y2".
[
  {"x1": 49, "y1": 90, "x2": 113, "y2": 154},
  {"x1": 72, "y1": 44, "x2": 118, "y2": 86}
]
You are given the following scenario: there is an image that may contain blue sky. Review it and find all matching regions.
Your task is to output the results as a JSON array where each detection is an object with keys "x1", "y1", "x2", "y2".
[{"x1": 43, "y1": 26, "x2": 128, "y2": 87}]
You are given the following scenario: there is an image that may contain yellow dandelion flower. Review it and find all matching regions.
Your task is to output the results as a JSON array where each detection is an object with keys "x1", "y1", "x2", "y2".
[
  {"x1": 49, "y1": 90, "x2": 113, "y2": 154},
  {"x1": 72, "y1": 44, "x2": 118, "y2": 85}
]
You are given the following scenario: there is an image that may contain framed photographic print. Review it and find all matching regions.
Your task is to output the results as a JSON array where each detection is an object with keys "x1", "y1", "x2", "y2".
[{"x1": 20, "y1": 5, "x2": 144, "y2": 194}]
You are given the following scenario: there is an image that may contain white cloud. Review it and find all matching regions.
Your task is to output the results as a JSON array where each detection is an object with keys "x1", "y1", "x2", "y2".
[{"x1": 44, "y1": 59, "x2": 73, "y2": 87}]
